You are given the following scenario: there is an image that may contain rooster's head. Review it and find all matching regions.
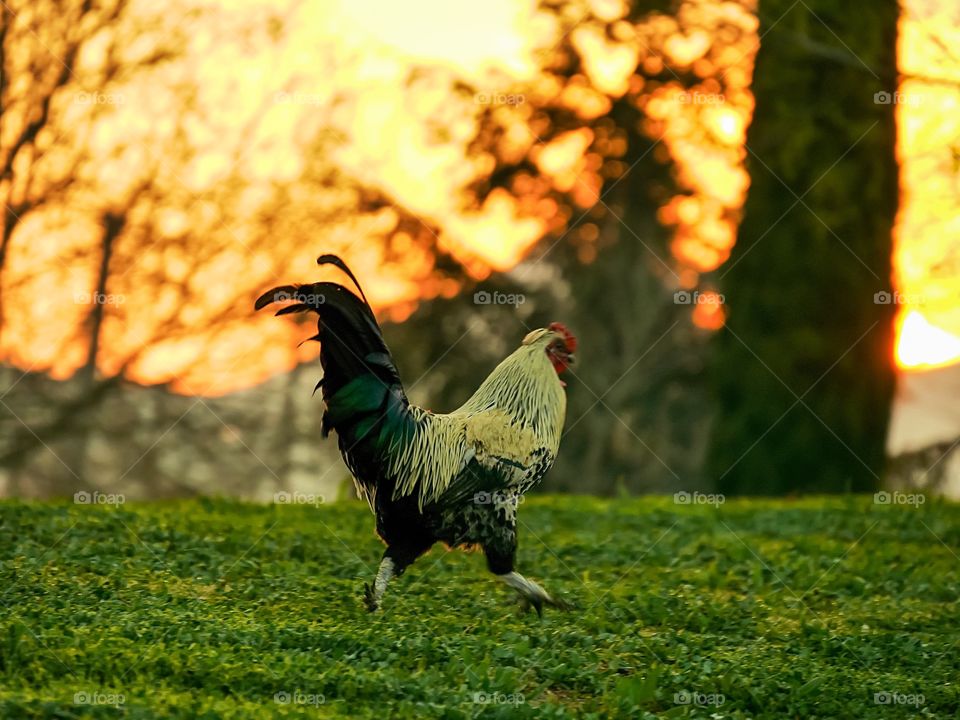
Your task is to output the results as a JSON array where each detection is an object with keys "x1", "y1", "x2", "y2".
[{"x1": 523, "y1": 323, "x2": 577, "y2": 376}]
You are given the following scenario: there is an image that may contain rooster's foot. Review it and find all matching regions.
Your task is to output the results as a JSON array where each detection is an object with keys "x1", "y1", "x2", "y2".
[
  {"x1": 499, "y1": 572, "x2": 571, "y2": 617},
  {"x1": 517, "y1": 592, "x2": 574, "y2": 617},
  {"x1": 363, "y1": 582, "x2": 380, "y2": 612}
]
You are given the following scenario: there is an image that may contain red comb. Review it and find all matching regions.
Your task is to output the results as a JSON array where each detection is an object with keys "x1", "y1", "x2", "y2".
[{"x1": 548, "y1": 322, "x2": 577, "y2": 352}]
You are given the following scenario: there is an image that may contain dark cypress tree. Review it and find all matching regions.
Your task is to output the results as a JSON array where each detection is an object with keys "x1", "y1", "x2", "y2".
[{"x1": 706, "y1": 0, "x2": 900, "y2": 494}]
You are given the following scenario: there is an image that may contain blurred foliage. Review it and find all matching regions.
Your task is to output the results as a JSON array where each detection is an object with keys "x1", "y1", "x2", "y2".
[
  {"x1": 0, "y1": 495, "x2": 958, "y2": 717},
  {"x1": 397, "y1": 0, "x2": 761, "y2": 493}
]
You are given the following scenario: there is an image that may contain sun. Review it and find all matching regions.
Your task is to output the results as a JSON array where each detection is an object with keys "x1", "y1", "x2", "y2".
[{"x1": 896, "y1": 311, "x2": 960, "y2": 370}]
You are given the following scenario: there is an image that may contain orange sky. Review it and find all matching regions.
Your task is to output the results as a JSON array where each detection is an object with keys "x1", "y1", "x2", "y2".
[
  {"x1": 1, "y1": 0, "x2": 958, "y2": 393},
  {"x1": 893, "y1": 0, "x2": 960, "y2": 370}
]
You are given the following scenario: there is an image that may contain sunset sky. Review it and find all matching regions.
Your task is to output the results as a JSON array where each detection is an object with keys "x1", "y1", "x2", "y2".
[{"x1": 1, "y1": 0, "x2": 958, "y2": 393}]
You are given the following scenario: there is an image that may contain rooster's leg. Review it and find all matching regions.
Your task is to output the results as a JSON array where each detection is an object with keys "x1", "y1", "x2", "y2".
[
  {"x1": 363, "y1": 554, "x2": 395, "y2": 612},
  {"x1": 363, "y1": 543, "x2": 431, "y2": 612},
  {"x1": 484, "y1": 545, "x2": 568, "y2": 617}
]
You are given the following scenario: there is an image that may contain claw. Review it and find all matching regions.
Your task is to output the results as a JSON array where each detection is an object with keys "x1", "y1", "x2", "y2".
[
  {"x1": 522, "y1": 593, "x2": 572, "y2": 616},
  {"x1": 363, "y1": 582, "x2": 379, "y2": 612},
  {"x1": 531, "y1": 596, "x2": 544, "y2": 618},
  {"x1": 499, "y1": 572, "x2": 571, "y2": 617}
]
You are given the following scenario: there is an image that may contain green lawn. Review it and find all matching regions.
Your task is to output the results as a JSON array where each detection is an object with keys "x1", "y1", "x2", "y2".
[{"x1": 0, "y1": 496, "x2": 957, "y2": 718}]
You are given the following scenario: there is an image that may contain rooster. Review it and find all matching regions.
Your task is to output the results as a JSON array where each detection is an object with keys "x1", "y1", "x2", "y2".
[{"x1": 256, "y1": 254, "x2": 576, "y2": 615}]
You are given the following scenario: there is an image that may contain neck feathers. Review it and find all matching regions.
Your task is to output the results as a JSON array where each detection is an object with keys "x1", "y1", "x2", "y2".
[{"x1": 459, "y1": 343, "x2": 566, "y2": 446}]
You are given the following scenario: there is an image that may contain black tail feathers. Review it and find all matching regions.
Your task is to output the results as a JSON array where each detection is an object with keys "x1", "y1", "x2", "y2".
[
  {"x1": 254, "y1": 254, "x2": 370, "y2": 315},
  {"x1": 254, "y1": 284, "x2": 329, "y2": 316},
  {"x1": 255, "y1": 254, "x2": 403, "y2": 400},
  {"x1": 316, "y1": 253, "x2": 370, "y2": 305}
]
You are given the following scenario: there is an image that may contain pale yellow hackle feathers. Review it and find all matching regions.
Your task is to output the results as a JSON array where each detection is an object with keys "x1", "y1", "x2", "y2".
[{"x1": 384, "y1": 328, "x2": 568, "y2": 509}]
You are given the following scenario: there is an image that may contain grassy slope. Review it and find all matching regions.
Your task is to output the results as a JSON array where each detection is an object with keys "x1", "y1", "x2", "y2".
[{"x1": 0, "y1": 496, "x2": 957, "y2": 719}]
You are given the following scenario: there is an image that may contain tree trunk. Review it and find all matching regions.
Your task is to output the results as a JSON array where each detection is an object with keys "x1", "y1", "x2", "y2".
[
  {"x1": 67, "y1": 211, "x2": 124, "y2": 484},
  {"x1": 81, "y1": 212, "x2": 124, "y2": 383},
  {"x1": 705, "y1": 0, "x2": 899, "y2": 494}
]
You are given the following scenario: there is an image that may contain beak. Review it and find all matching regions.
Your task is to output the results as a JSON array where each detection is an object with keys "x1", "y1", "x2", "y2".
[{"x1": 565, "y1": 353, "x2": 576, "y2": 366}]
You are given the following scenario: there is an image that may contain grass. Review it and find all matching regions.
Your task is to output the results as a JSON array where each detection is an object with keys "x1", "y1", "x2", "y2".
[{"x1": 0, "y1": 495, "x2": 958, "y2": 718}]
